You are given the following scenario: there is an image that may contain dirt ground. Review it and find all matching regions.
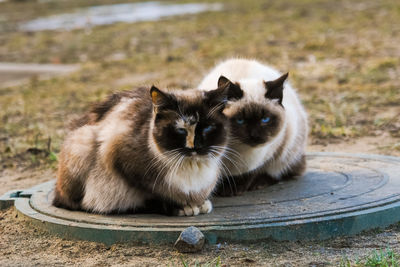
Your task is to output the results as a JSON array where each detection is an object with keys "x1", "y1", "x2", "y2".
[{"x1": 1, "y1": 138, "x2": 400, "y2": 267}]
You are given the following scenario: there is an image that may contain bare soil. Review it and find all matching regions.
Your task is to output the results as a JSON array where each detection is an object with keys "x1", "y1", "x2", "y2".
[{"x1": 0, "y1": 62, "x2": 78, "y2": 88}]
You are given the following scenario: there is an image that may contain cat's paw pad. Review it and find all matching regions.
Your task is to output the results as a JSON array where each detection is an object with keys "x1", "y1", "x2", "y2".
[
  {"x1": 200, "y1": 199, "x2": 212, "y2": 214},
  {"x1": 177, "y1": 204, "x2": 200, "y2": 216}
]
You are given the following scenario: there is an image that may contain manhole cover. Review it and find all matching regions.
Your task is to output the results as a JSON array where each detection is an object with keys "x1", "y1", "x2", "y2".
[{"x1": 2, "y1": 152, "x2": 400, "y2": 245}]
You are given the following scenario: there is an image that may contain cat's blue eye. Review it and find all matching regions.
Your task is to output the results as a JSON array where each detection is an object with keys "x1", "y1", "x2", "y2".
[
  {"x1": 203, "y1": 125, "x2": 214, "y2": 134},
  {"x1": 261, "y1": 117, "x2": 270, "y2": 124},
  {"x1": 177, "y1": 128, "x2": 187, "y2": 135},
  {"x1": 236, "y1": 119, "x2": 244, "y2": 125}
]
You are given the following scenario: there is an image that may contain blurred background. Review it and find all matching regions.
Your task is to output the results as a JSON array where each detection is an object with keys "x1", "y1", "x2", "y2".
[{"x1": 0, "y1": 0, "x2": 399, "y2": 186}]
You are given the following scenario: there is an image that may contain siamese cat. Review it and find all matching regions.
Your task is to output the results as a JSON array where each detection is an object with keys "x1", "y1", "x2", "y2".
[
  {"x1": 53, "y1": 85, "x2": 231, "y2": 215},
  {"x1": 198, "y1": 59, "x2": 308, "y2": 196}
]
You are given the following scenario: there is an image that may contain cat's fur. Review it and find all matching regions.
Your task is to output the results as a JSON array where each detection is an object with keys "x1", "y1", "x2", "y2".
[
  {"x1": 53, "y1": 85, "x2": 231, "y2": 215},
  {"x1": 198, "y1": 59, "x2": 308, "y2": 196}
]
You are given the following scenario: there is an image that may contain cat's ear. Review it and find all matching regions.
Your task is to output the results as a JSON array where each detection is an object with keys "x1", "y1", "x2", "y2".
[
  {"x1": 218, "y1": 75, "x2": 231, "y2": 88},
  {"x1": 217, "y1": 75, "x2": 243, "y2": 100},
  {"x1": 204, "y1": 86, "x2": 227, "y2": 106},
  {"x1": 264, "y1": 72, "x2": 288, "y2": 105},
  {"x1": 204, "y1": 86, "x2": 229, "y2": 114},
  {"x1": 150, "y1": 86, "x2": 175, "y2": 109}
]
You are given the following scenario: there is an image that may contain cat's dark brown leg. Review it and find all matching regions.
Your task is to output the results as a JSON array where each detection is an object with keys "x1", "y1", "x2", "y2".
[
  {"x1": 282, "y1": 154, "x2": 306, "y2": 179},
  {"x1": 215, "y1": 172, "x2": 258, "y2": 197},
  {"x1": 250, "y1": 155, "x2": 306, "y2": 189},
  {"x1": 216, "y1": 155, "x2": 307, "y2": 197},
  {"x1": 248, "y1": 173, "x2": 279, "y2": 191},
  {"x1": 134, "y1": 197, "x2": 182, "y2": 216},
  {"x1": 217, "y1": 171, "x2": 279, "y2": 196}
]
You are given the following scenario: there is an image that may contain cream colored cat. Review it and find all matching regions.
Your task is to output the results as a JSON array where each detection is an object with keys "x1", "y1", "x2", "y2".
[{"x1": 198, "y1": 58, "x2": 308, "y2": 195}]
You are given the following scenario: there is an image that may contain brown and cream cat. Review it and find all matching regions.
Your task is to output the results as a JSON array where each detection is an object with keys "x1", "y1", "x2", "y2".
[
  {"x1": 53, "y1": 85, "x2": 231, "y2": 215},
  {"x1": 198, "y1": 58, "x2": 308, "y2": 196}
]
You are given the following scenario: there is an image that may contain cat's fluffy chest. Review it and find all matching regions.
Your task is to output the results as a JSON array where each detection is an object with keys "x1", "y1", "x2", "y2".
[{"x1": 165, "y1": 157, "x2": 219, "y2": 194}]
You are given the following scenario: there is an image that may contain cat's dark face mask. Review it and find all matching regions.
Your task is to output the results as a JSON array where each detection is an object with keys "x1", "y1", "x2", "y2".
[
  {"x1": 230, "y1": 104, "x2": 282, "y2": 147},
  {"x1": 219, "y1": 73, "x2": 288, "y2": 147},
  {"x1": 150, "y1": 86, "x2": 229, "y2": 157}
]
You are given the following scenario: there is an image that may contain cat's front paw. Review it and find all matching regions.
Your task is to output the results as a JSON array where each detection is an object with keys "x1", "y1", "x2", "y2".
[
  {"x1": 177, "y1": 205, "x2": 200, "y2": 216},
  {"x1": 177, "y1": 200, "x2": 213, "y2": 216},
  {"x1": 200, "y1": 199, "x2": 212, "y2": 214}
]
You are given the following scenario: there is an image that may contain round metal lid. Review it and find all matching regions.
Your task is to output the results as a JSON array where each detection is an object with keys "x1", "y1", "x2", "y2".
[{"x1": 10, "y1": 152, "x2": 400, "y2": 244}]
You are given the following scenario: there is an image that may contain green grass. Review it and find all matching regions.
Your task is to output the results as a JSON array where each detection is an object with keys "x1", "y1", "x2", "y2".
[
  {"x1": 364, "y1": 249, "x2": 399, "y2": 267},
  {"x1": 340, "y1": 249, "x2": 400, "y2": 267},
  {"x1": 0, "y1": 0, "x2": 399, "y2": 170}
]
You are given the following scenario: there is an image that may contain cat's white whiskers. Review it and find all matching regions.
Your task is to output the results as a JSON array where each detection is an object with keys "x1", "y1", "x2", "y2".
[
  {"x1": 207, "y1": 102, "x2": 224, "y2": 118},
  {"x1": 209, "y1": 147, "x2": 245, "y2": 194},
  {"x1": 144, "y1": 148, "x2": 180, "y2": 179},
  {"x1": 209, "y1": 150, "x2": 235, "y2": 179},
  {"x1": 218, "y1": 152, "x2": 243, "y2": 175},
  {"x1": 210, "y1": 145, "x2": 246, "y2": 171},
  {"x1": 209, "y1": 152, "x2": 237, "y2": 195},
  {"x1": 177, "y1": 104, "x2": 186, "y2": 122},
  {"x1": 151, "y1": 151, "x2": 181, "y2": 193},
  {"x1": 169, "y1": 154, "x2": 185, "y2": 192}
]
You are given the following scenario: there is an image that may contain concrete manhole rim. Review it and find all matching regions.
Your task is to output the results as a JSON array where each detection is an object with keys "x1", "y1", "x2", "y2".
[{"x1": 3, "y1": 152, "x2": 400, "y2": 244}]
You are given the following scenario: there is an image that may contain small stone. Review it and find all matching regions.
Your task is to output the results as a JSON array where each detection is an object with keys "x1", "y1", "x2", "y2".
[{"x1": 174, "y1": 226, "x2": 205, "y2": 253}]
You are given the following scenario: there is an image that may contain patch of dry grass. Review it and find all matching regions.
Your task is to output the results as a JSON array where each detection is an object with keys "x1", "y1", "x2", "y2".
[{"x1": 0, "y1": 0, "x2": 399, "y2": 170}]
